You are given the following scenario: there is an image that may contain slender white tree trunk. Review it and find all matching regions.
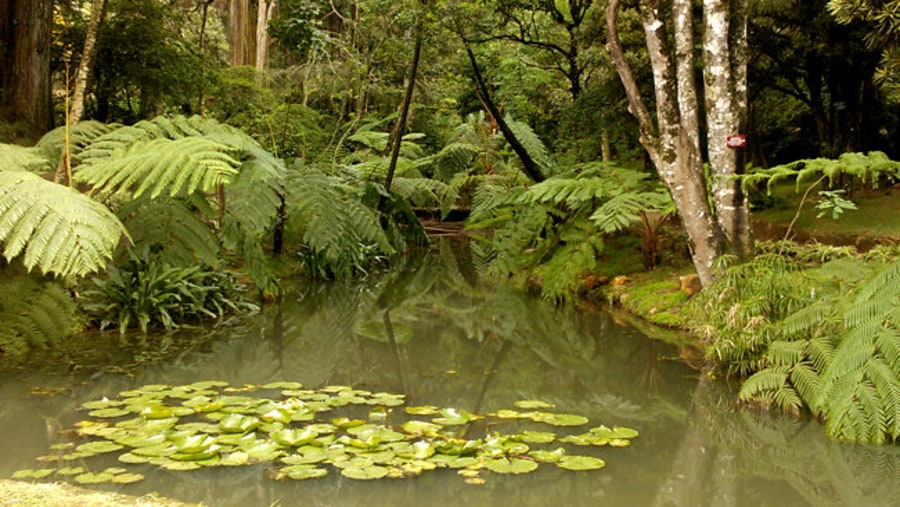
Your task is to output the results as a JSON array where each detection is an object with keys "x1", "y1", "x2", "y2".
[
  {"x1": 703, "y1": 0, "x2": 753, "y2": 258},
  {"x1": 255, "y1": 0, "x2": 277, "y2": 76},
  {"x1": 70, "y1": 0, "x2": 106, "y2": 124}
]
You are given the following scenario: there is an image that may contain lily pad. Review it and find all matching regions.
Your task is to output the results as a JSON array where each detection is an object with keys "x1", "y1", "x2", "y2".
[
  {"x1": 279, "y1": 464, "x2": 328, "y2": 480},
  {"x1": 89, "y1": 407, "x2": 131, "y2": 418},
  {"x1": 401, "y1": 420, "x2": 443, "y2": 436},
  {"x1": 557, "y1": 455, "x2": 606, "y2": 471},
  {"x1": 514, "y1": 400, "x2": 555, "y2": 409},
  {"x1": 530, "y1": 448, "x2": 566, "y2": 463},
  {"x1": 340, "y1": 464, "x2": 389, "y2": 480},
  {"x1": 12, "y1": 468, "x2": 56, "y2": 479},
  {"x1": 110, "y1": 472, "x2": 145, "y2": 484},
  {"x1": 589, "y1": 425, "x2": 639, "y2": 439},
  {"x1": 271, "y1": 428, "x2": 318, "y2": 447},
  {"x1": 74, "y1": 472, "x2": 114, "y2": 484},
  {"x1": 262, "y1": 381, "x2": 303, "y2": 390},
  {"x1": 82, "y1": 399, "x2": 124, "y2": 410},
  {"x1": 484, "y1": 457, "x2": 539, "y2": 474},
  {"x1": 219, "y1": 413, "x2": 259, "y2": 433},
  {"x1": 75, "y1": 441, "x2": 124, "y2": 455},
  {"x1": 530, "y1": 412, "x2": 589, "y2": 427},
  {"x1": 56, "y1": 466, "x2": 86, "y2": 476},
  {"x1": 405, "y1": 405, "x2": 439, "y2": 416}
]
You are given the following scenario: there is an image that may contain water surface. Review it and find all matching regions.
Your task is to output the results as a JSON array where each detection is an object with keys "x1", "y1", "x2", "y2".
[{"x1": 0, "y1": 241, "x2": 896, "y2": 506}]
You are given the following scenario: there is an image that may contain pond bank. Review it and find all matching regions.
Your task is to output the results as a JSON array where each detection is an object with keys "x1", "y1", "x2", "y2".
[{"x1": 0, "y1": 480, "x2": 200, "y2": 507}]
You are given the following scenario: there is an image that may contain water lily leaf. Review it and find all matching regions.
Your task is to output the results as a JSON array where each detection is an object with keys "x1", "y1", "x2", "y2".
[
  {"x1": 271, "y1": 428, "x2": 318, "y2": 447},
  {"x1": 89, "y1": 407, "x2": 131, "y2": 418},
  {"x1": 560, "y1": 434, "x2": 608, "y2": 446},
  {"x1": 279, "y1": 464, "x2": 328, "y2": 480},
  {"x1": 12, "y1": 468, "x2": 55, "y2": 479},
  {"x1": 430, "y1": 455, "x2": 479, "y2": 468},
  {"x1": 530, "y1": 412, "x2": 589, "y2": 427},
  {"x1": 74, "y1": 472, "x2": 114, "y2": 484},
  {"x1": 262, "y1": 381, "x2": 303, "y2": 390},
  {"x1": 114, "y1": 431, "x2": 168, "y2": 449},
  {"x1": 35, "y1": 455, "x2": 63, "y2": 463},
  {"x1": 320, "y1": 385, "x2": 352, "y2": 393},
  {"x1": 557, "y1": 455, "x2": 606, "y2": 471},
  {"x1": 171, "y1": 434, "x2": 217, "y2": 454},
  {"x1": 340, "y1": 464, "x2": 389, "y2": 480},
  {"x1": 131, "y1": 443, "x2": 175, "y2": 457},
  {"x1": 402, "y1": 420, "x2": 443, "y2": 436},
  {"x1": 218, "y1": 432, "x2": 258, "y2": 447},
  {"x1": 170, "y1": 446, "x2": 221, "y2": 461},
  {"x1": 259, "y1": 407, "x2": 292, "y2": 424},
  {"x1": 50, "y1": 443, "x2": 75, "y2": 451},
  {"x1": 367, "y1": 393, "x2": 405, "y2": 406},
  {"x1": 305, "y1": 423, "x2": 338, "y2": 435},
  {"x1": 82, "y1": 399, "x2": 124, "y2": 410},
  {"x1": 110, "y1": 472, "x2": 144, "y2": 484},
  {"x1": 405, "y1": 405, "x2": 439, "y2": 416},
  {"x1": 159, "y1": 459, "x2": 202, "y2": 471},
  {"x1": 220, "y1": 451, "x2": 250, "y2": 466},
  {"x1": 219, "y1": 413, "x2": 259, "y2": 433},
  {"x1": 140, "y1": 405, "x2": 175, "y2": 420},
  {"x1": 517, "y1": 430, "x2": 556, "y2": 444},
  {"x1": 139, "y1": 384, "x2": 171, "y2": 392},
  {"x1": 608, "y1": 438, "x2": 631, "y2": 447},
  {"x1": 433, "y1": 407, "x2": 478, "y2": 425},
  {"x1": 465, "y1": 477, "x2": 486, "y2": 485},
  {"x1": 281, "y1": 447, "x2": 329, "y2": 465},
  {"x1": 56, "y1": 466, "x2": 86, "y2": 476},
  {"x1": 493, "y1": 409, "x2": 528, "y2": 419},
  {"x1": 457, "y1": 469, "x2": 481, "y2": 478},
  {"x1": 530, "y1": 448, "x2": 566, "y2": 463},
  {"x1": 118, "y1": 452, "x2": 151, "y2": 464},
  {"x1": 183, "y1": 398, "x2": 225, "y2": 413},
  {"x1": 63, "y1": 452, "x2": 91, "y2": 461},
  {"x1": 514, "y1": 400, "x2": 555, "y2": 409},
  {"x1": 484, "y1": 457, "x2": 538, "y2": 474},
  {"x1": 189, "y1": 380, "x2": 229, "y2": 390},
  {"x1": 75, "y1": 420, "x2": 112, "y2": 437},
  {"x1": 332, "y1": 417, "x2": 365, "y2": 429},
  {"x1": 589, "y1": 425, "x2": 639, "y2": 439},
  {"x1": 76, "y1": 441, "x2": 124, "y2": 455},
  {"x1": 245, "y1": 440, "x2": 284, "y2": 461},
  {"x1": 175, "y1": 422, "x2": 220, "y2": 434},
  {"x1": 368, "y1": 407, "x2": 388, "y2": 420},
  {"x1": 103, "y1": 467, "x2": 128, "y2": 475}
]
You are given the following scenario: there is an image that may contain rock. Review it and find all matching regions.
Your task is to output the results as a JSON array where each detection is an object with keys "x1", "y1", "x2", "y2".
[
  {"x1": 611, "y1": 275, "x2": 629, "y2": 286},
  {"x1": 679, "y1": 274, "x2": 702, "y2": 296}
]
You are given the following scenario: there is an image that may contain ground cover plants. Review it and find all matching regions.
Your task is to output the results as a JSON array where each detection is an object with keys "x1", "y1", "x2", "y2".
[{"x1": 13, "y1": 381, "x2": 637, "y2": 486}]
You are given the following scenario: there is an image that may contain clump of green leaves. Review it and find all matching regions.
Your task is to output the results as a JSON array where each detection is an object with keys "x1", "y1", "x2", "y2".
[
  {"x1": 16, "y1": 382, "x2": 638, "y2": 485},
  {"x1": 84, "y1": 251, "x2": 256, "y2": 334}
]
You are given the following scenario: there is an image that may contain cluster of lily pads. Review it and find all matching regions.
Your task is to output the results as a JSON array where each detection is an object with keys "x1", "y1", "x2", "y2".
[{"x1": 13, "y1": 381, "x2": 638, "y2": 485}]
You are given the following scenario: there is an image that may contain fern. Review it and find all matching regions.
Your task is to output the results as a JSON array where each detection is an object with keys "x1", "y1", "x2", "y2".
[
  {"x1": 0, "y1": 171, "x2": 127, "y2": 278},
  {"x1": 77, "y1": 137, "x2": 240, "y2": 199},
  {"x1": 0, "y1": 273, "x2": 77, "y2": 356},
  {"x1": 0, "y1": 143, "x2": 51, "y2": 173},
  {"x1": 506, "y1": 116, "x2": 556, "y2": 176},
  {"x1": 33, "y1": 121, "x2": 118, "y2": 168},
  {"x1": 742, "y1": 151, "x2": 900, "y2": 194}
]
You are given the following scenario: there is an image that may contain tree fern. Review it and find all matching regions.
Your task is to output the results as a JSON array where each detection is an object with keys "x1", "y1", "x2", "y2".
[
  {"x1": 742, "y1": 151, "x2": 899, "y2": 194},
  {"x1": 739, "y1": 257, "x2": 900, "y2": 443},
  {"x1": 0, "y1": 273, "x2": 76, "y2": 356},
  {"x1": 0, "y1": 171, "x2": 127, "y2": 278},
  {"x1": 76, "y1": 137, "x2": 240, "y2": 199},
  {"x1": 506, "y1": 116, "x2": 556, "y2": 176},
  {"x1": 32, "y1": 120, "x2": 117, "y2": 168},
  {"x1": 0, "y1": 143, "x2": 50, "y2": 173}
]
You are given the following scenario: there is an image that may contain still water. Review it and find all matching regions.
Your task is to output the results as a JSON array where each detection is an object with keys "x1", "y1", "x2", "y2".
[{"x1": 0, "y1": 241, "x2": 897, "y2": 506}]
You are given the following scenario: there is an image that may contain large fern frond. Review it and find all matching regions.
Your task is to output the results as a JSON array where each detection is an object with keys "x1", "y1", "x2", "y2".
[
  {"x1": 0, "y1": 274, "x2": 76, "y2": 355},
  {"x1": 33, "y1": 121, "x2": 118, "y2": 168},
  {"x1": 0, "y1": 171, "x2": 127, "y2": 278},
  {"x1": 506, "y1": 116, "x2": 556, "y2": 176},
  {"x1": 76, "y1": 137, "x2": 240, "y2": 199},
  {"x1": 116, "y1": 195, "x2": 219, "y2": 267},
  {"x1": 0, "y1": 143, "x2": 51, "y2": 173},
  {"x1": 591, "y1": 191, "x2": 672, "y2": 233}
]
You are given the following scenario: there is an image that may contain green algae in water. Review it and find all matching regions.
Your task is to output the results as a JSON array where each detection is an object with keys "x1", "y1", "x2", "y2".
[{"x1": 13, "y1": 382, "x2": 638, "y2": 485}]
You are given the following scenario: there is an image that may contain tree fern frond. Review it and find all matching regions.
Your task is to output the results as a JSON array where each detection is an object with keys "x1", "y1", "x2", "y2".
[
  {"x1": 389, "y1": 177, "x2": 458, "y2": 218},
  {"x1": 0, "y1": 274, "x2": 76, "y2": 354},
  {"x1": 590, "y1": 191, "x2": 672, "y2": 233},
  {"x1": 539, "y1": 239, "x2": 600, "y2": 303},
  {"x1": 505, "y1": 116, "x2": 556, "y2": 176},
  {"x1": 77, "y1": 137, "x2": 240, "y2": 199},
  {"x1": 0, "y1": 143, "x2": 51, "y2": 172},
  {"x1": 0, "y1": 171, "x2": 127, "y2": 277},
  {"x1": 780, "y1": 300, "x2": 835, "y2": 336},
  {"x1": 117, "y1": 196, "x2": 220, "y2": 266},
  {"x1": 33, "y1": 120, "x2": 117, "y2": 167},
  {"x1": 739, "y1": 368, "x2": 790, "y2": 402},
  {"x1": 790, "y1": 362, "x2": 822, "y2": 413},
  {"x1": 767, "y1": 339, "x2": 807, "y2": 366}
]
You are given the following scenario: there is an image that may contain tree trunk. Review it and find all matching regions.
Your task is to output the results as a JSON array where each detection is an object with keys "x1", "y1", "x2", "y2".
[
  {"x1": 255, "y1": 0, "x2": 277, "y2": 77},
  {"x1": 229, "y1": 0, "x2": 254, "y2": 66},
  {"x1": 5, "y1": 0, "x2": 53, "y2": 136},
  {"x1": 70, "y1": 0, "x2": 107, "y2": 124},
  {"x1": 384, "y1": 31, "x2": 422, "y2": 194},
  {"x1": 464, "y1": 44, "x2": 545, "y2": 183},
  {"x1": 703, "y1": 0, "x2": 753, "y2": 259},
  {"x1": 607, "y1": 0, "x2": 724, "y2": 287}
]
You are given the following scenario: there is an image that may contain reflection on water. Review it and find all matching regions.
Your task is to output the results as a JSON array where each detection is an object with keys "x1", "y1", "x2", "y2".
[{"x1": 0, "y1": 239, "x2": 897, "y2": 506}]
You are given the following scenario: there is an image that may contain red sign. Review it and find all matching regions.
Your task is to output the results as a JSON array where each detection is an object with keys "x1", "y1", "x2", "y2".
[{"x1": 726, "y1": 135, "x2": 747, "y2": 148}]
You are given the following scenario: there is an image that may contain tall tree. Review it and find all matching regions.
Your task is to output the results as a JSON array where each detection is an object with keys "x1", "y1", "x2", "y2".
[
  {"x1": 70, "y1": 0, "x2": 108, "y2": 124},
  {"x1": 1, "y1": 0, "x2": 54, "y2": 136},
  {"x1": 229, "y1": 0, "x2": 254, "y2": 66},
  {"x1": 256, "y1": 0, "x2": 278, "y2": 75},
  {"x1": 606, "y1": 0, "x2": 752, "y2": 286}
]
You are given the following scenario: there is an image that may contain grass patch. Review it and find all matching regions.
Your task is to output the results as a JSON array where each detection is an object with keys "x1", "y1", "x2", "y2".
[
  {"x1": 0, "y1": 480, "x2": 200, "y2": 507},
  {"x1": 607, "y1": 268, "x2": 693, "y2": 329}
]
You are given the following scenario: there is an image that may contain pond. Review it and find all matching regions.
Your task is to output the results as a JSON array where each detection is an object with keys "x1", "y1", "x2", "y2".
[{"x1": 0, "y1": 239, "x2": 897, "y2": 506}]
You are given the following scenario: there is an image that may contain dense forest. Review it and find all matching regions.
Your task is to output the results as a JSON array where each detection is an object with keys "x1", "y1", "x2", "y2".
[{"x1": 0, "y1": 0, "x2": 897, "y2": 446}]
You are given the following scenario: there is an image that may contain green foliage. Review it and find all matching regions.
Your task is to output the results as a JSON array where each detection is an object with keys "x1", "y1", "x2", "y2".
[
  {"x1": 0, "y1": 170, "x2": 127, "y2": 278},
  {"x1": 739, "y1": 258, "x2": 900, "y2": 444},
  {"x1": 32, "y1": 121, "x2": 118, "y2": 169},
  {"x1": 0, "y1": 273, "x2": 77, "y2": 358},
  {"x1": 84, "y1": 251, "x2": 256, "y2": 334},
  {"x1": 469, "y1": 163, "x2": 671, "y2": 302},
  {"x1": 286, "y1": 165, "x2": 395, "y2": 279},
  {"x1": 742, "y1": 151, "x2": 900, "y2": 194}
]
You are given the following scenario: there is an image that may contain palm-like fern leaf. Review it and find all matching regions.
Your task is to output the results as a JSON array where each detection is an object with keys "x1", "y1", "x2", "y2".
[
  {"x1": 0, "y1": 143, "x2": 51, "y2": 172},
  {"x1": 33, "y1": 120, "x2": 118, "y2": 168},
  {"x1": 76, "y1": 137, "x2": 240, "y2": 198},
  {"x1": 116, "y1": 196, "x2": 220, "y2": 266},
  {"x1": 0, "y1": 171, "x2": 127, "y2": 278},
  {"x1": 0, "y1": 274, "x2": 76, "y2": 355}
]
